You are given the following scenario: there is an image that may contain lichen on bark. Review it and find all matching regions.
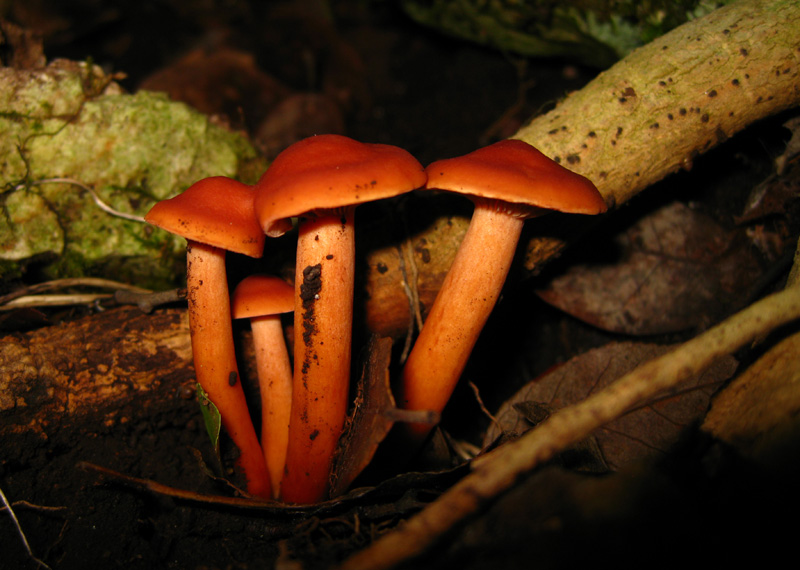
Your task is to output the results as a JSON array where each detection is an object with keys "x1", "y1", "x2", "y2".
[{"x1": 0, "y1": 59, "x2": 264, "y2": 287}]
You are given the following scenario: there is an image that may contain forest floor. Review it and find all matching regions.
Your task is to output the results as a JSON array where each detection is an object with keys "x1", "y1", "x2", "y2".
[{"x1": 2, "y1": 2, "x2": 800, "y2": 569}]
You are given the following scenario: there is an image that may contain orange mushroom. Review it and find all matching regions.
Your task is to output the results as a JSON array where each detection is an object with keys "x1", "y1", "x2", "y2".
[
  {"x1": 231, "y1": 274, "x2": 294, "y2": 498},
  {"x1": 145, "y1": 177, "x2": 271, "y2": 498},
  {"x1": 401, "y1": 139, "x2": 607, "y2": 441},
  {"x1": 254, "y1": 134, "x2": 426, "y2": 503}
]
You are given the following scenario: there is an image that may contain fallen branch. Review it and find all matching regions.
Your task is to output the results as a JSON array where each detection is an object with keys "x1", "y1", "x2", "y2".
[
  {"x1": 514, "y1": 0, "x2": 800, "y2": 270},
  {"x1": 0, "y1": 307, "x2": 192, "y2": 438},
  {"x1": 336, "y1": 281, "x2": 800, "y2": 570},
  {"x1": 516, "y1": 0, "x2": 800, "y2": 209},
  {"x1": 364, "y1": 0, "x2": 800, "y2": 337}
]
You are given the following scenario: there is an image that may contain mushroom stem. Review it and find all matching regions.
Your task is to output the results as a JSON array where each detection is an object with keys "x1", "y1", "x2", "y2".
[
  {"x1": 186, "y1": 241, "x2": 271, "y2": 498},
  {"x1": 401, "y1": 201, "x2": 527, "y2": 440},
  {"x1": 281, "y1": 209, "x2": 355, "y2": 504},
  {"x1": 249, "y1": 314, "x2": 292, "y2": 497}
]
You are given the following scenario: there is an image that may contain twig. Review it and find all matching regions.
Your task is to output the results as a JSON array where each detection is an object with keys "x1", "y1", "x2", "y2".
[
  {"x1": 0, "y1": 484, "x2": 52, "y2": 570},
  {"x1": 0, "y1": 501, "x2": 66, "y2": 514},
  {"x1": 336, "y1": 284, "x2": 800, "y2": 570},
  {"x1": 114, "y1": 288, "x2": 186, "y2": 313},
  {"x1": 383, "y1": 407, "x2": 439, "y2": 425},
  {"x1": 0, "y1": 277, "x2": 150, "y2": 306},
  {"x1": 395, "y1": 247, "x2": 416, "y2": 364},
  {"x1": 0, "y1": 293, "x2": 112, "y2": 311},
  {"x1": 77, "y1": 462, "x2": 280, "y2": 510},
  {"x1": 16, "y1": 177, "x2": 146, "y2": 223},
  {"x1": 397, "y1": 199, "x2": 425, "y2": 364},
  {"x1": 0, "y1": 278, "x2": 155, "y2": 312},
  {"x1": 0, "y1": 278, "x2": 184, "y2": 313},
  {"x1": 77, "y1": 461, "x2": 385, "y2": 518},
  {"x1": 467, "y1": 380, "x2": 502, "y2": 436}
]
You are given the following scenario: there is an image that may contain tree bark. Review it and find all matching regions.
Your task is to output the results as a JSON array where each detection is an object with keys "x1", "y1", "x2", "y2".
[
  {"x1": 0, "y1": 308, "x2": 193, "y2": 439},
  {"x1": 515, "y1": 0, "x2": 800, "y2": 210}
]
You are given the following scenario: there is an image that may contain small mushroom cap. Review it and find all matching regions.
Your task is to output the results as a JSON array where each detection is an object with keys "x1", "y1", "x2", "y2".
[
  {"x1": 424, "y1": 139, "x2": 607, "y2": 215},
  {"x1": 232, "y1": 274, "x2": 294, "y2": 319},
  {"x1": 254, "y1": 134, "x2": 427, "y2": 237},
  {"x1": 145, "y1": 177, "x2": 265, "y2": 258}
]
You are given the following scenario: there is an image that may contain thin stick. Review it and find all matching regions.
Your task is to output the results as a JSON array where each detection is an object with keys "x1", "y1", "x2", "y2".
[
  {"x1": 336, "y1": 284, "x2": 800, "y2": 570},
  {"x1": 113, "y1": 288, "x2": 185, "y2": 313},
  {"x1": 16, "y1": 178, "x2": 146, "y2": 223},
  {"x1": 0, "y1": 293, "x2": 112, "y2": 310},
  {"x1": 0, "y1": 277, "x2": 150, "y2": 305},
  {"x1": 397, "y1": 200, "x2": 424, "y2": 364},
  {"x1": 0, "y1": 501, "x2": 66, "y2": 514},
  {"x1": 77, "y1": 462, "x2": 279, "y2": 510},
  {"x1": 0, "y1": 485, "x2": 52, "y2": 570},
  {"x1": 468, "y1": 380, "x2": 502, "y2": 436},
  {"x1": 396, "y1": 248, "x2": 416, "y2": 364},
  {"x1": 76, "y1": 461, "x2": 398, "y2": 518}
]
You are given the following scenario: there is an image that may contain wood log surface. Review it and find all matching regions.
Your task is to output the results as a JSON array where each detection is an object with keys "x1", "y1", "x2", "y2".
[{"x1": 0, "y1": 308, "x2": 193, "y2": 439}]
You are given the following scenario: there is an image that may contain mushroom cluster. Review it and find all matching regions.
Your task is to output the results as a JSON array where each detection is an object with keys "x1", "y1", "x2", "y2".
[
  {"x1": 144, "y1": 135, "x2": 606, "y2": 504},
  {"x1": 253, "y1": 134, "x2": 427, "y2": 503}
]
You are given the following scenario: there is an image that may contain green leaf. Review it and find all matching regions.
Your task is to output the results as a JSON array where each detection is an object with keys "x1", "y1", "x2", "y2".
[{"x1": 196, "y1": 383, "x2": 221, "y2": 460}]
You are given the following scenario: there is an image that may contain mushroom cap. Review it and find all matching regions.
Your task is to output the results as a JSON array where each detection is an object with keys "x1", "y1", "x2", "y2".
[
  {"x1": 254, "y1": 134, "x2": 426, "y2": 237},
  {"x1": 232, "y1": 274, "x2": 294, "y2": 319},
  {"x1": 424, "y1": 139, "x2": 607, "y2": 215},
  {"x1": 145, "y1": 177, "x2": 265, "y2": 258}
]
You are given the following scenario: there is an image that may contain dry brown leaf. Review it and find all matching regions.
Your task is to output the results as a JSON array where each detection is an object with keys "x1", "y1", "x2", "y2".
[
  {"x1": 338, "y1": 283, "x2": 800, "y2": 570},
  {"x1": 737, "y1": 117, "x2": 800, "y2": 223},
  {"x1": 329, "y1": 337, "x2": 436, "y2": 496},
  {"x1": 330, "y1": 336, "x2": 441, "y2": 496},
  {"x1": 254, "y1": 93, "x2": 346, "y2": 160},
  {"x1": 702, "y1": 330, "x2": 800, "y2": 461},
  {"x1": 139, "y1": 47, "x2": 290, "y2": 132},
  {"x1": 537, "y1": 201, "x2": 765, "y2": 335},
  {"x1": 485, "y1": 341, "x2": 737, "y2": 469},
  {"x1": 329, "y1": 337, "x2": 396, "y2": 496},
  {"x1": 775, "y1": 116, "x2": 800, "y2": 176}
]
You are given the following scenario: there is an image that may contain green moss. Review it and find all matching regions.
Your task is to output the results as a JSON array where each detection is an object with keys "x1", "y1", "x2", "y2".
[
  {"x1": 0, "y1": 188, "x2": 64, "y2": 261},
  {"x1": 401, "y1": 0, "x2": 737, "y2": 67},
  {"x1": 0, "y1": 60, "x2": 262, "y2": 288}
]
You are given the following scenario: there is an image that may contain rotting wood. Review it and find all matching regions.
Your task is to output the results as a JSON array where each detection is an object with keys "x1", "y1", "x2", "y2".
[{"x1": 0, "y1": 307, "x2": 193, "y2": 439}]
